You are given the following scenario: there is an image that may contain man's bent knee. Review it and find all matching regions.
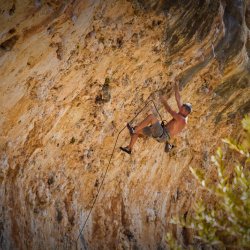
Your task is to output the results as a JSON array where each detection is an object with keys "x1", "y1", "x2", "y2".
[{"x1": 148, "y1": 114, "x2": 158, "y2": 123}]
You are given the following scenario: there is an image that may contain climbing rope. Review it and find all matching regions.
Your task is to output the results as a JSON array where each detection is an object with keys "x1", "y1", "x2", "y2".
[{"x1": 75, "y1": 99, "x2": 163, "y2": 248}]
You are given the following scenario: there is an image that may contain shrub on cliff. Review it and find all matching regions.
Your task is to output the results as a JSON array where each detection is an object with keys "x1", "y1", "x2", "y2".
[{"x1": 168, "y1": 116, "x2": 250, "y2": 249}]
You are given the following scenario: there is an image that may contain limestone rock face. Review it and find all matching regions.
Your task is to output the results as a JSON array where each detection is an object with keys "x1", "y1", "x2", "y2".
[{"x1": 0, "y1": 0, "x2": 249, "y2": 249}]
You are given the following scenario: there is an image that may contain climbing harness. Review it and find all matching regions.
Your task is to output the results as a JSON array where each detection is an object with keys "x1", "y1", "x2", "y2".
[
  {"x1": 161, "y1": 120, "x2": 167, "y2": 127},
  {"x1": 160, "y1": 120, "x2": 169, "y2": 139},
  {"x1": 149, "y1": 120, "x2": 170, "y2": 143},
  {"x1": 75, "y1": 99, "x2": 163, "y2": 248}
]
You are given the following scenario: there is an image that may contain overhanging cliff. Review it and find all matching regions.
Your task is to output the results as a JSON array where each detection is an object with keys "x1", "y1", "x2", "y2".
[{"x1": 0, "y1": 0, "x2": 250, "y2": 249}]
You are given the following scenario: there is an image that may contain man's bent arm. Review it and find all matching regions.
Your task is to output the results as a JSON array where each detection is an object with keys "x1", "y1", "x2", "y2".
[
  {"x1": 160, "y1": 96, "x2": 180, "y2": 120},
  {"x1": 174, "y1": 82, "x2": 182, "y2": 110}
]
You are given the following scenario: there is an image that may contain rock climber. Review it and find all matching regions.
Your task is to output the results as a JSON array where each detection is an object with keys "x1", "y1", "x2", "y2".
[{"x1": 120, "y1": 82, "x2": 192, "y2": 154}]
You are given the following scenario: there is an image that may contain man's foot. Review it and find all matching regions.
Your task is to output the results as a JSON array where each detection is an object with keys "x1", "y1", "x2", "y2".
[
  {"x1": 127, "y1": 123, "x2": 136, "y2": 135},
  {"x1": 120, "y1": 146, "x2": 132, "y2": 155},
  {"x1": 165, "y1": 143, "x2": 175, "y2": 153}
]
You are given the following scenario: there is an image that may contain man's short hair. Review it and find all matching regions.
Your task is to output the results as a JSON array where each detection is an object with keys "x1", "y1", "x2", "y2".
[{"x1": 183, "y1": 103, "x2": 192, "y2": 113}]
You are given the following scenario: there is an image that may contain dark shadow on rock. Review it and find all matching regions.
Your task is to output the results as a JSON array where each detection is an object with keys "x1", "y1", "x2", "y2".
[
  {"x1": 9, "y1": 4, "x2": 15, "y2": 16},
  {"x1": 95, "y1": 79, "x2": 111, "y2": 104},
  {"x1": 214, "y1": 72, "x2": 250, "y2": 99},
  {"x1": 0, "y1": 35, "x2": 19, "y2": 52},
  {"x1": 212, "y1": 71, "x2": 250, "y2": 124},
  {"x1": 179, "y1": 55, "x2": 213, "y2": 89},
  {"x1": 179, "y1": 0, "x2": 246, "y2": 89},
  {"x1": 214, "y1": 0, "x2": 246, "y2": 66},
  {"x1": 165, "y1": 1, "x2": 220, "y2": 56}
]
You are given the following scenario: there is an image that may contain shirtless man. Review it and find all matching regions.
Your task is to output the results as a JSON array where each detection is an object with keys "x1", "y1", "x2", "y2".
[{"x1": 120, "y1": 82, "x2": 192, "y2": 154}]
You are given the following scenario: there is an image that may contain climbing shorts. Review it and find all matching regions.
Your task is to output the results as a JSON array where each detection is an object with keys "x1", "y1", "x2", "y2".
[{"x1": 142, "y1": 121, "x2": 170, "y2": 143}]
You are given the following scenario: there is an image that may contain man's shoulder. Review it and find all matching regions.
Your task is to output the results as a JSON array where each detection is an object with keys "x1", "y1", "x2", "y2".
[{"x1": 176, "y1": 113, "x2": 186, "y2": 121}]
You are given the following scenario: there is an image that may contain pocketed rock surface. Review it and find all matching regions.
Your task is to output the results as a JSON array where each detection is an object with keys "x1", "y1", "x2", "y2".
[{"x1": 0, "y1": 0, "x2": 250, "y2": 249}]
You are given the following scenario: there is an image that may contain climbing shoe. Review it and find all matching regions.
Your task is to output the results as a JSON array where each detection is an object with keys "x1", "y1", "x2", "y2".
[
  {"x1": 120, "y1": 146, "x2": 132, "y2": 155},
  {"x1": 165, "y1": 143, "x2": 175, "y2": 153},
  {"x1": 127, "y1": 123, "x2": 136, "y2": 135}
]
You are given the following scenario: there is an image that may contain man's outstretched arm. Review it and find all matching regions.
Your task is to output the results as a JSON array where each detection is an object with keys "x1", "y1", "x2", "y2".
[
  {"x1": 174, "y1": 81, "x2": 182, "y2": 110},
  {"x1": 160, "y1": 96, "x2": 180, "y2": 120}
]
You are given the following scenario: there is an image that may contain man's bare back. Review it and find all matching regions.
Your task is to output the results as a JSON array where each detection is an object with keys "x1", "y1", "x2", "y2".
[{"x1": 165, "y1": 115, "x2": 187, "y2": 138}]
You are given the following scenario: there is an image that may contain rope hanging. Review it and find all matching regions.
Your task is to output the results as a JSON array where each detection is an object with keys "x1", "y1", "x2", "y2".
[{"x1": 75, "y1": 100, "x2": 163, "y2": 248}]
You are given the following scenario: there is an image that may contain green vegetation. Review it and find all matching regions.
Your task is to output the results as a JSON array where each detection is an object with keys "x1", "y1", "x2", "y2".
[{"x1": 168, "y1": 116, "x2": 250, "y2": 249}]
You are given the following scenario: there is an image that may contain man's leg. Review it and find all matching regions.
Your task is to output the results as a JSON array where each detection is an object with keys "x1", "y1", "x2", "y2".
[
  {"x1": 134, "y1": 114, "x2": 158, "y2": 133},
  {"x1": 128, "y1": 131, "x2": 142, "y2": 150},
  {"x1": 127, "y1": 114, "x2": 158, "y2": 151}
]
